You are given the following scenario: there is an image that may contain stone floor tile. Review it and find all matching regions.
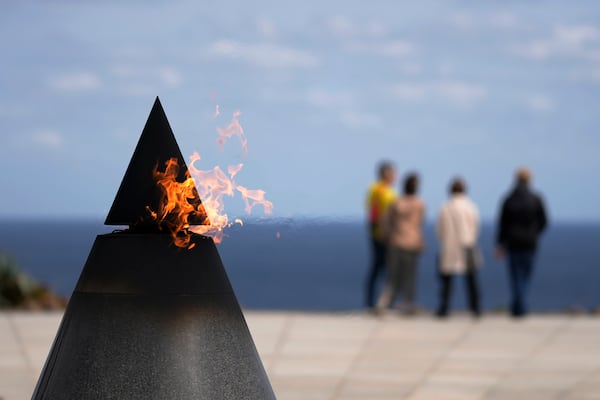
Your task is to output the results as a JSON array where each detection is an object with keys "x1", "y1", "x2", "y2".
[{"x1": 1, "y1": 311, "x2": 599, "y2": 400}]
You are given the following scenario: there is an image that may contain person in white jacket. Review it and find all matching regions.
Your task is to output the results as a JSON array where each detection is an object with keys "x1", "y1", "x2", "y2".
[{"x1": 436, "y1": 178, "x2": 482, "y2": 317}]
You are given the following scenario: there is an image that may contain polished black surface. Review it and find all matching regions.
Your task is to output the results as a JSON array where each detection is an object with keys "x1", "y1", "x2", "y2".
[
  {"x1": 74, "y1": 233, "x2": 233, "y2": 295},
  {"x1": 32, "y1": 234, "x2": 276, "y2": 399},
  {"x1": 104, "y1": 97, "x2": 206, "y2": 227}
]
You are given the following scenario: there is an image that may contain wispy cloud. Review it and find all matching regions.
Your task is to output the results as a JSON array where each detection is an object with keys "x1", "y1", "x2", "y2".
[
  {"x1": 327, "y1": 15, "x2": 387, "y2": 38},
  {"x1": 398, "y1": 62, "x2": 422, "y2": 75},
  {"x1": 437, "y1": 82, "x2": 487, "y2": 106},
  {"x1": 256, "y1": 17, "x2": 277, "y2": 38},
  {"x1": 109, "y1": 65, "x2": 184, "y2": 96},
  {"x1": 31, "y1": 131, "x2": 63, "y2": 150},
  {"x1": 489, "y1": 12, "x2": 519, "y2": 29},
  {"x1": 158, "y1": 67, "x2": 183, "y2": 88},
  {"x1": 525, "y1": 94, "x2": 556, "y2": 112},
  {"x1": 327, "y1": 15, "x2": 415, "y2": 59},
  {"x1": 448, "y1": 11, "x2": 520, "y2": 31},
  {"x1": 305, "y1": 88, "x2": 355, "y2": 108},
  {"x1": 344, "y1": 40, "x2": 416, "y2": 58},
  {"x1": 392, "y1": 83, "x2": 427, "y2": 102},
  {"x1": 512, "y1": 25, "x2": 600, "y2": 61},
  {"x1": 111, "y1": 65, "x2": 183, "y2": 88},
  {"x1": 47, "y1": 72, "x2": 101, "y2": 92},
  {"x1": 340, "y1": 110, "x2": 382, "y2": 129},
  {"x1": 304, "y1": 88, "x2": 380, "y2": 129},
  {"x1": 571, "y1": 67, "x2": 600, "y2": 83},
  {"x1": 391, "y1": 81, "x2": 487, "y2": 108},
  {"x1": 448, "y1": 13, "x2": 475, "y2": 31},
  {"x1": 208, "y1": 39, "x2": 319, "y2": 68}
]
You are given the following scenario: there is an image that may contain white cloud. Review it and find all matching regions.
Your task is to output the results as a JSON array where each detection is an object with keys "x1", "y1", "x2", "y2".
[
  {"x1": 556, "y1": 25, "x2": 600, "y2": 46},
  {"x1": 304, "y1": 88, "x2": 381, "y2": 129},
  {"x1": 572, "y1": 67, "x2": 600, "y2": 83},
  {"x1": 391, "y1": 81, "x2": 487, "y2": 107},
  {"x1": 305, "y1": 88, "x2": 355, "y2": 108},
  {"x1": 448, "y1": 13, "x2": 475, "y2": 31},
  {"x1": 513, "y1": 25, "x2": 600, "y2": 61},
  {"x1": 31, "y1": 131, "x2": 63, "y2": 149},
  {"x1": 111, "y1": 65, "x2": 183, "y2": 89},
  {"x1": 526, "y1": 94, "x2": 556, "y2": 112},
  {"x1": 398, "y1": 62, "x2": 422, "y2": 75},
  {"x1": 208, "y1": 39, "x2": 319, "y2": 69},
  {"x1": 392, "y1": 83, "x2": 427, "y2": 102},
  {"x1": 158, "y1": 67, "x2": 183, "y2": 88},
  {"x1": 256, "y1": 17, "x2": 276, "y2": 38},
  {"x1": 589, "y1": 68, "x2": 600, "y2": 81},
  {"x1": 345, "y1": 40, "x2": 416, "y2": 58},
  {"x1": 108, "y1": 65, "x2": 184, "y2": 96},
  {"x1": 449, "y1": 11, "x2": 520, "y2": 31},
  {"x1": 436, "y1": 82, "x2": 487, "y2": 106},
  {"x1": 490, "y1": 12, "x2": 519, "y2": 29},
  {"x1": 438, "y1": 62, "x2": 456, "y2": 77},
  {"x1": 116, "y1": 83, "x2": 157, "y2": 97},
  {"x1": 340, "y1": 111, "x2": 382, "y2": 129},
  {"x1": 47, "y1": 72, "x2": 101, "y2": 92},
  {"x1": 364, "y1": 21, "x2": 387, "y2": 38},
  {"x1": 328, "y1": 15, "x2": 354, "y2": 36},
  {"x1": 328, "y1": 15, "x2": 387, "y2": 38}
]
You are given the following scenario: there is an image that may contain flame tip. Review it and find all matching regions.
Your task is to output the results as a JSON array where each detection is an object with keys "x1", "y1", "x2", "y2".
[{"x1": 148, "y1": 104, "x2": 271, "y2": 249}]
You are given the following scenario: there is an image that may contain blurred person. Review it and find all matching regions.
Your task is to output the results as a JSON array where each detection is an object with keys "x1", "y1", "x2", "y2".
[
  {"x1": 496, "y1": 167, "x2": 548, "y2": 318},
  {"x1": 376, "y1": 173, "x2": 425, "y2": 315},
  {"x1": 436, "y1": 178, "x2": 482, "y2": 318},
  {"x1": 365, "y1": 161, "x2": 397, "y2": 310}
]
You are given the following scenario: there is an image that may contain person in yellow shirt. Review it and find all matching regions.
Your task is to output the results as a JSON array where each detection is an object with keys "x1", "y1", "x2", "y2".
[{"x1": 365, "y1": 161, "x2": 397, "y2": 309}]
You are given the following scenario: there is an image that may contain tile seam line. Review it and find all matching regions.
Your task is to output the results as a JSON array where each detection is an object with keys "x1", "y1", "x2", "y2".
[
  {"x1": 401, "y1": 319, "x2": 476, "y2": 399},
  {"x1": 266, "y1": 313, "x2": 294, "y2": 373},
  {"x1": 480, "y1": 317, "x2": 574, "y2": 399},
  {"x1": 557, "y1": 365, "x2": 600, "y2": 400},
  {"x1": 329, "y1": 316, "x2": 387, "y2": 399},
  {"x1": 556, "y1": 321, "x2": 600, "y2": 399},
  {"x1": 6, "y1": 313, "x2": 38, "y2": 382}
]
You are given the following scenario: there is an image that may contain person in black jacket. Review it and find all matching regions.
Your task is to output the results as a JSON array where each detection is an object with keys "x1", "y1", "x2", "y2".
[{"x1": 495, "y1": 168, "x2": 548, "y2": 317}]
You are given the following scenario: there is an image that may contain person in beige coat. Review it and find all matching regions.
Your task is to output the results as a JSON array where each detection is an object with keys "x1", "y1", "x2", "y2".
[
  {"x1": 376, "y1": 173, "x2": 425, "y2": 315},
  {"x1": 436, "y1": 178, "x2": 482, "y2": 317}
]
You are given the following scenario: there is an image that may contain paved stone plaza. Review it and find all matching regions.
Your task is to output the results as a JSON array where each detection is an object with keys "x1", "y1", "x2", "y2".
[{"x1": 1, "y1": 311, "x2": 599, "y2": 400}]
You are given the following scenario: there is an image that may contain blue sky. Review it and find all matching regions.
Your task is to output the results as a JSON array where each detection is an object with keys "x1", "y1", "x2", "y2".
[{"x1": 1, "y1": 1, "x2": 599, "y2": 221}]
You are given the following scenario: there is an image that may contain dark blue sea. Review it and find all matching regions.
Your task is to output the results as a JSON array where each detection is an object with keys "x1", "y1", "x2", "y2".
[{"x1": 0, "y1": 218, "x2": 598, "y2": 312}]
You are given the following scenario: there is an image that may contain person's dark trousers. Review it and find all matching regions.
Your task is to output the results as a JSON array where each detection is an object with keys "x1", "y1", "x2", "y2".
[
  {"x1": 508, "y1": 250, "x2": 536, "y2": 317},
  {"x1": 437, "y1": 270, "x2": 480, "y2": 317},
  {"x1": 366, "y1": 238, "x2": 386, "y2": 308}
]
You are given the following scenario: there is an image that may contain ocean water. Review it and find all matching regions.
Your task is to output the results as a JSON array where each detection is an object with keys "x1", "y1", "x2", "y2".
[{"x1": 0, "y1": 218, "x2": 598, "y2": 312}]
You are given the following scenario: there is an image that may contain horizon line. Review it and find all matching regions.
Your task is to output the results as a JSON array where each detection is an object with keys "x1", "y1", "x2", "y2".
[{"x1": 0, "y1": 214, "x2": 599, "y2": 225}]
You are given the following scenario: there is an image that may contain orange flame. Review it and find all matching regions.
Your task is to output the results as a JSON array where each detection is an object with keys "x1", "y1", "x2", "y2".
[
  {"x1": 148, "y1": 157, "x2": 207, "y2": 249},
  {"x1": 148, "y1": 106, "x2": 272, "y2": 248},
  {"x1": 236, "y1": 186, "x2": 274, "y2": 214},
  {"x1": 188, "y1": 152, "x2": 273, "y2": 243},
  {"x1": 227, "y1": 163, "x2": 244, "y2": 179},
  {"x1": 216, "y1": 110, "x2": 247, "y2": 157}
]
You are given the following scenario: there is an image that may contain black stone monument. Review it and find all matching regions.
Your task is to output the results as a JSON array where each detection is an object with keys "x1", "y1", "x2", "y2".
[{"x1": 32, "y1": 98, "x2": 276, "y2": 399}]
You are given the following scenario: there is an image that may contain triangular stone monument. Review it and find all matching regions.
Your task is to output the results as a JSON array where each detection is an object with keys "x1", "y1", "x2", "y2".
[
  {"x1": 105, "y1": 96, "x2": 206, "y2": 227},
  {"x1": 32, "y1": 98, "x2": 277, "y2": 399}
]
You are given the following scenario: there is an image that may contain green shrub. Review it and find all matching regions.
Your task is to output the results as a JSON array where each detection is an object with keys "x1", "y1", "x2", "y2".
[{"x1": 0, "y1": 252, "x2": 43, "y2": 307}]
